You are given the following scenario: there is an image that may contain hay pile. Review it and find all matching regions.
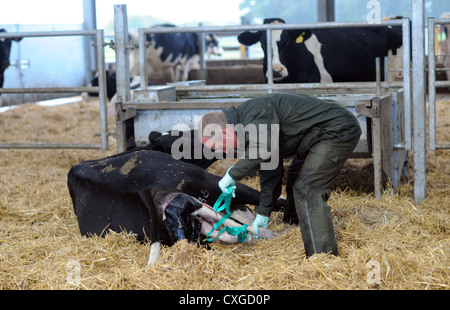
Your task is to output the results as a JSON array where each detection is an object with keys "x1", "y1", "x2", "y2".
[{"x1": 0, "y1": 96, "x2": 448, "y2": 290}]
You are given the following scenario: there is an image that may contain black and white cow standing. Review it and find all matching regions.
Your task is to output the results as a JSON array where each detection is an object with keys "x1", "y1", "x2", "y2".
[
  {"x1": 0, "y1": 29, "x2": 22, "y2": 106},
  {"x1": 238, "y1": 18, "x2": 403, "y2": 83},
  {"x1": 68, "y1": 150, "x2": 278, "y2": 266},
  {"x1": 129, "y1": 24, "x2": 223, "y2": 82}
]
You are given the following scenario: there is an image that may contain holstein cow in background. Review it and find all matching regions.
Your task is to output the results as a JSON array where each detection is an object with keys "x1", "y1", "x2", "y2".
[
  {"x1": 238, "y1": 18, "x2": 403, "y2": 83},
  {"x1": 68, "y1": 150, "x2": 278, "y2": 266},
  {"x1": 129, "y1": 24, "x2": 223, "y2": 82},
  {"x1": 0, "y1": 29, "x2": 22, "y2": 106}
]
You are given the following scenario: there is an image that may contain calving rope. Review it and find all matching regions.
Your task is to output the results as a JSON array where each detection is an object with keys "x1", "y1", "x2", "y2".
[{"x1": 206, "y1": 187, "x2": 249, "y2": 243}]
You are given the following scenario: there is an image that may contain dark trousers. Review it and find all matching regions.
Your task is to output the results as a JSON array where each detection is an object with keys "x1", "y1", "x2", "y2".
[{"x1": 284, "y1": 137, "x2": 359, "y2": 257}]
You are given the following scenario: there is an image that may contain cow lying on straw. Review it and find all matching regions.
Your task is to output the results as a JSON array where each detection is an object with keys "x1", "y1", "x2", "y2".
[{"x1": 67, "y1": 150, "x2": 278, "y2": 266}]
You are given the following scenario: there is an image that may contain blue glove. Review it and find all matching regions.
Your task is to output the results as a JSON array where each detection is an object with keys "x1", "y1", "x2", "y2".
[
  {"x1": 218, "y1": 167, "x2": 236, "y2": 197},
  {"x1": 252, "y1": 214, "x2": 269, "y2": 237}
]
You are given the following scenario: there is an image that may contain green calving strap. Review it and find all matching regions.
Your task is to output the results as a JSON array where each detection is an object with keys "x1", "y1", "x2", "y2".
[
  {"x1": 212, "y1": 187, "x2": 233, "y2": 214},
  {"x1": 224, "y1": 224, "x2": 249, "y2": 243},
  {"x1": 206, "y1": 186, "x2": 249, "y2": 243}
]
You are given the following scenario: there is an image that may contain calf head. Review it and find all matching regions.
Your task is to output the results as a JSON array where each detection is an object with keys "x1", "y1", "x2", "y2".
[
  {"x1": 161, "y1": 193, "x2": 204, "y2": 244},
  {"x1": 238, "y1": 18, "x2": 311, "y2": 82},
  {"x1": 148, "y1": 189, "x2": 278, "y2": 266},
  {"x1": 156, "y1": 191, "x2": 277, "y2": 245}
]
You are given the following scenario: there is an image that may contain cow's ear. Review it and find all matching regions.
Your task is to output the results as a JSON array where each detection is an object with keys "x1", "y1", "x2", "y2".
[
  {"x1": 238, "y1": 31, "x2": 261, "y2": 46},
  {"x1": 287, "y1": 29, "x2": 311, "y2": 44},
  {"x1": 148, "y1": 131, "x2": 162, "y2": 142}
]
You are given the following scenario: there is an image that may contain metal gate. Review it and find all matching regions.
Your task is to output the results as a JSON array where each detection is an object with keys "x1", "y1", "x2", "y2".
[
  {"x1": 112, "y1": 4, "x2": 412, "y2": 199},
  {"x1": 428, "y1": 17, "x2": 450, "y2": 150},
  {"x1": 0, "y1": 29, "x2": 109, "y2": 150}
]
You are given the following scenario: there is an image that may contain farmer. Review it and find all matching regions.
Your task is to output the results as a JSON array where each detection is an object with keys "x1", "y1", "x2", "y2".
[{"x1": 198, "y1": 93, "x2": 361, "y2": 257}]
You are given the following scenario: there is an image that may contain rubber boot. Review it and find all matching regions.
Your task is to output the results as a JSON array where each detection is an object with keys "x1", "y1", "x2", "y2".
[
  {"x1": 293, "y1": 187, "x2": 338, "y2": 257},
  {"x1": 283, "y1": 157, "x2": 303, "y2": 224}
]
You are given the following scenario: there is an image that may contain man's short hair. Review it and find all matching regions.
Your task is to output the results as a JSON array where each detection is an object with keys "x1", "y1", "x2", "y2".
[{"x1": 197, "y1": 111, "x2": 229, "y2": 141}]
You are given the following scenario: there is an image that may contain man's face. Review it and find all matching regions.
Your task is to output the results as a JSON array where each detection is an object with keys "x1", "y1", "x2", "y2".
[{"x1": 202, "y1": 126, "x2": 237, "y2": 154}]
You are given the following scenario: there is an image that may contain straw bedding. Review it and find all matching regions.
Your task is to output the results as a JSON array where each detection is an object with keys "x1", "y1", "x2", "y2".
[{"x1": 0, "y1": 97, "x2": 448, "y2": 290}]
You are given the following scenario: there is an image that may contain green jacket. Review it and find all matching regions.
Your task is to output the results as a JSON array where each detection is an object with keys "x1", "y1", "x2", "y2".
[{"x1": 223, "y1": 93, "x2": 361, "y2": 215}]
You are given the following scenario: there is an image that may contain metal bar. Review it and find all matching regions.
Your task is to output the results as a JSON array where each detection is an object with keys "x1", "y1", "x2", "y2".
[
  {"x1": 317, "y1": 0, "x2": 335, "y2": 21},
  {"x1": 428, "y1": 18, "x2": 436, "y2": 151},
  {"x1": 124, "y1": 96, "x2": 371, "y2": 110},
  {"x1": 428, "y1": 18, "x2": 450, "y2": 151},
  {"x1": 198, "y1": 32, "x2": 207, "y2": 80},
  {"x1": 436, "y1": 143, "x2": 450, "y2": 149},
  {"x1": 138, "y1": 20, "x2": 404, "y2": 35},
  {"x1": 114, "y1": 4, "x2": 131, "y2": 153},
  {"x1": 114, "y1": 5, "x2": 131, "y2": 102},
  {"x1": 0, "y1": 29, "x2": 98, "y2": 38},
  {"x1": 138, "y1": 28, "x2": 148, "y2": 89},
  {"x1": 82, "y1": 0, "x2": 97, "y2": 85},
  {"x1": 96, "y1": 29, "x2": 109, "y2": 150},
  {"x1": 392, "y1": 91, "x2": 400, "y2": 191},
  {"x1": 375, "y1": 57, "x2": 381, "y2": 95},
  {"x1": 266, "y1": 29, "x2": 273, "y2": 87},
  {"x1": 373, "y1": 59, "x2": 383, "y2": 199},
  {"x1": 434, "y1": 81, "x2": 450, "y2": 87},
  {"x1": 0, "y1": 86, "x2": 99, "y2": 94},
  {"x1": 411, "y1": 0, "x2": 427, "y2": 203},
  {"x1": 0, "y1": 142, "x2": 104, "y2": 149},
  {"x1": 123, "y1": 99, "x2": 246, "y2": 110},
  {"x1": 174, "y1": 82, "x2": 403, "y2": 92},
  {"x1": 384, "y1": 56, "x2": 389, "y2": 84},
  {"x1": 402, "y1": 17, "x2": 412, "y2": 151},
  {"x1": 432, "y1": 18, "x2": 450, "y2": 24}
]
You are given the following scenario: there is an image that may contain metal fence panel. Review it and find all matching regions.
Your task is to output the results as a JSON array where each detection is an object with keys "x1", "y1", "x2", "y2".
[
  {"x1": 0, "y1": 29, "x2": 108, "y2": 150},
  {"x1": 428, "y1": 17, "x2": 450, "y2": 150}
]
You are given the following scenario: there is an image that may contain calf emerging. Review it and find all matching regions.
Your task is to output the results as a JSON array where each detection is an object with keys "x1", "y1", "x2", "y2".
[{"x1": 67, "y1": 150, "x2": 277, "y2": 266}]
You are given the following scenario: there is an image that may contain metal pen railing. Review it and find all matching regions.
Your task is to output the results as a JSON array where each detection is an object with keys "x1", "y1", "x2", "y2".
[
  {"x1": 428, "y1": 17, "x2": 450, "y2": 150},
  {"x1": 0, "y1": 29, "x2": 109, "y2": 150},
  {"x1": 125, "y1": 18, "x2": 412, "y2": 150}
]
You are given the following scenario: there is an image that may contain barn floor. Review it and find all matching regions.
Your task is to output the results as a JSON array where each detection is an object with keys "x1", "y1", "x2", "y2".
[{"x1": 0, "y1": 95, "x2": 448, "y2": 290}]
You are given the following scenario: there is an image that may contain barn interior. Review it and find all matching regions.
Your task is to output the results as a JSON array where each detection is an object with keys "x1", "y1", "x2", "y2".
[{"x1": 0, "y1": 0, "x2": 449, "y2": 292}]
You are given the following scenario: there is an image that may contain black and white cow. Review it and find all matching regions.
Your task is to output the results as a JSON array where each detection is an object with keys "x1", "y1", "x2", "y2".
[
  {"x1": 238, "y1": 18, "x2": 403, "y2": 83},
  {"x1": 129, "y1": 24, "x2": 223, "y2": 82},
  {"x1": 88, "y1": 71, "x2": 119, "y2": 101},
  {"x1": 68, "y1": 150, "x2": 278, "y2": 266},
  {"x1": 144, "y1": 129, "x2": 219, "y2": 169},
  {"x1": 0, "y1": 29, "x2": 22, "y2": 105}
]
